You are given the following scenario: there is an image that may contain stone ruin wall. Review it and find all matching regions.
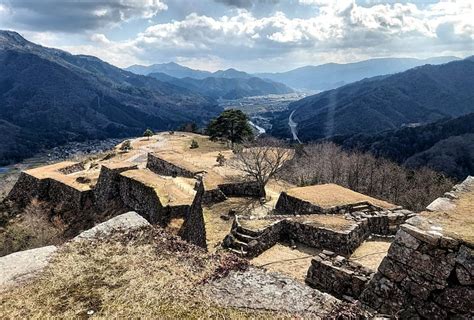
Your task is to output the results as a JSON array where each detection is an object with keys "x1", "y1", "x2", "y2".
[
  {"x1": 5, "y1": 171, "x2": 93, "y2": 212},
  {"x1": 147, "y1": 153, "x2": 198, "y2": 178},
  {"x1": 359, "y1": 218, "x2": 473, "y2": 318},
  {"x1": 230, "y1": 208, "x2": 413, "y2": 258},
  {"x1": 275, "y1": 192, "x2": 382, "y2": 215},
  {"x1": 5, "y1": 172, "x2": 49, "y2": 208},
  {"x1": 94, "y1": 163, "x2": 138, "y2": 210},
  {"x1": 218, "y1": 181, "x2": 263, "y2": 198},
  {"x1": 285, "y1": 219, "x2": 369, "y2": 255},
  {"x1": 178, "y1": 180, "x2": 207, "y2": 248},
  {"x1": 306, "y1": 250, "x2": 374, "y2": 300}
]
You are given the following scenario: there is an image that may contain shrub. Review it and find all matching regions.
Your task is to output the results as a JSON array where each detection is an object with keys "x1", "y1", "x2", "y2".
[
  {"x1": 190, "y1": 140, "x2": 199, "y2": 149},
  {"x1": 216, "y1": 152, "x2": 226, "y2": 166},
  {"x1": 120, "y1": 140, "x2": 132, "y2": 151}
]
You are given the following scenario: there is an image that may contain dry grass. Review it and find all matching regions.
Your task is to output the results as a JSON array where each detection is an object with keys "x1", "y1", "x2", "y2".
[
  {"x1": 349, "y1": 239, "x2": 392, "y2": 271},
  {"x1": 420, "y1": 190, "x2": 474, "y2": 245},
  {"x1": 0, "y1": 228, "x2": 293, "y2": 319},
  {"x1": 251, "y1": 242, "x2": 321, "y2": 282},
  {"x1": 286, "y1": 183, "x2": 396, "y2": 209}
]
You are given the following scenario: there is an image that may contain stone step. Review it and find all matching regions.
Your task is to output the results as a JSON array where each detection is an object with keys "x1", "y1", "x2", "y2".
[
  {"x1": 233, "y1": 231, "x2": 257, "y2": 243},
  {"x1": 236, "y1": 225, "x2": 261, "y2": 237},
  {"x1": 227, "y1": 247, "x2": 248, "y2": 256},
  {"x1": 230, "y1": 239, "x2": 249, "y2": 250}
]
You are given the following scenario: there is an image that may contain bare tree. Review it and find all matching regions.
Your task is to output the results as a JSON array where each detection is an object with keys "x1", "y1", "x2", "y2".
[{"x1": 231, "y1": 138, "x2": 294, "y2": 198}]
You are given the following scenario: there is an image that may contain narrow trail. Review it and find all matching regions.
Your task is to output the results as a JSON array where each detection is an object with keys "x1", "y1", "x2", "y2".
[{"x1": 288, "y1": 110, "x2": 302, "y2": 144}]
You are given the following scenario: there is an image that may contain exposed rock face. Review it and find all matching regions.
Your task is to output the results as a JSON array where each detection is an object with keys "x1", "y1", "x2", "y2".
[
  {"x1": 306, "y1": 251, "x2": 374, "y2": 299},
  {"x1": 179, "y1": 180, "x2": 207, "y2": 249},
  {"x1": 208, "y1": 266, "x2": 341, "y2": 316},
  {"x1": 0, "y1": 246, "x2": 57, "y2": 290},
  {"x1": 359, "y1": 218, "x2": 473, "y2": 318},
  {"x1": 73, "y1": 212, "x2": 151, "y2": 241}
]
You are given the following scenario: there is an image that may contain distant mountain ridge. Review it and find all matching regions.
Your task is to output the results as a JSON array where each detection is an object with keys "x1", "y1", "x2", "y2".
[
  {"x1": 271, "y1": 57, "x2": 474, "y2": 142},
  {"x1": 257, "y1": 56, "x2": 460, "y2": 91},
  {"x1": 148, "y1": 72, "x2": 293, "y2": 100},
  {"x1": 0, "y1": 30, "x2": 221, "y2": 164},
  {"x1": 126, "y1": 63, "x2": 253, "y2": 79}
]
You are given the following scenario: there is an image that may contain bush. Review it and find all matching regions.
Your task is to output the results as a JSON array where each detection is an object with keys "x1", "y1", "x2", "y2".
[
  {"x1": 120, "y1": 140, "x2": 132, "y2": 151},
  {"x1": 216, "y1": 152, "x2": 226, "y2": 166},
  {"x1": 190, "y1": 140, "x2": 199, "y2": 149}
]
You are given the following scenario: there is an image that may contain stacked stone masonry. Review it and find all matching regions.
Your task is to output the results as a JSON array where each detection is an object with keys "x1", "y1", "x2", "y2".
[
  {"x1": 306, "y1": 250, "x2": 374, "y2": 299},
  {"x1": 360, "y1": 218, "x2": 473, "y2": 318}
]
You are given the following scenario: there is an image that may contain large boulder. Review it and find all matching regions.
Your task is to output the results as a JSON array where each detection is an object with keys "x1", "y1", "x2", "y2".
[
  {"x1": 73, "y1": 211, "x2": 151, "y2": 241},
  {"x1": 0, "y1": 245, "x2": 57, "y2": 290}
]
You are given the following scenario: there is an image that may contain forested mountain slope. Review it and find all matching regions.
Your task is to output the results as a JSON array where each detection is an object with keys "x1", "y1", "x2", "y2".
[{"x1": 0, "y1": 31, "x2": 221, "y2": 164}]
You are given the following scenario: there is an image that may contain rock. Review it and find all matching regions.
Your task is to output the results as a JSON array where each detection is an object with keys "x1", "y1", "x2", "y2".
[
  {"x1": 401, "y1": 224, "x2": 440, "y2": 246},
  {"x1": 395, "y1": 229, "x2": 421, "y2": 250},
  {"x1": 434, "y1": 286, "x2": 474, "y2": 314},
  {"x1": 73, "y1": 212, "x2": 150, "y2": 241},
  {"x1": 220, "y1": 214, "x2": 230, "y2": 221},
  {"x1": 0, "y1": 246, "x2": 57, "y2": 290},
  {"x1": 426, "y1": 197, "x2": 455, "y2": 212}
]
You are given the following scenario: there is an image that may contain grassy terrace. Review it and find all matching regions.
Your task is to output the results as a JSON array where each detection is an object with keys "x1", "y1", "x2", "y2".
[
  {"x1": 286, "y1": 183, "x2": 397, "y2": 210},
  {"x1": 120, "y1": 169, "x2": 196, "y2": 207}
]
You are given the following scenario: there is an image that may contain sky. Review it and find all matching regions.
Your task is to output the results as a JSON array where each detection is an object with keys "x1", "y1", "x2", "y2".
[{"x1": 0, "y1": 0, "x2": 472, "y2": 72}]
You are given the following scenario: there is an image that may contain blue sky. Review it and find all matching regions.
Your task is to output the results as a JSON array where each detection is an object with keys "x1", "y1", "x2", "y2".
[{"x1": 0, "y1": 0, "x2": 472, "y2": 72}]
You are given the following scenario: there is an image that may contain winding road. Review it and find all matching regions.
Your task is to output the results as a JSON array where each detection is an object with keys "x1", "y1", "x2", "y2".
[{"x1": 288, "y1": 110, "x2": 302, "y2": 144}]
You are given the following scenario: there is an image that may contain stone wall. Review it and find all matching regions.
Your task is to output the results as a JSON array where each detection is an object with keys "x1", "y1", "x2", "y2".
[
  {"x1": 349, "y1": 209, "x2": 414, "y2": 236},
  {"x1": 94, "y1": 163, "x2": 137, "y2": 210},
  {"x1": 5, "y1": 172, "x2": 49, "y2": 208},
  {"x1": 147, "y1": 153, "x2": 199, "y2": 178},
  {"x1": 47, "y1": 179, "x2": 93, "y2": 211},
  {"x1": 118, "y1": 173, "x2": 167, "y2": 224},
  {"x1": 227, "y1": 215, "x2": 370, "y2": 257},
  {"x1": 57, "y1": 163, "x2": 85, "y2": 175},
  {"x1": 306, "y1": 250, "x2": 374, "y2": 299},
  {"x1": 202, "y1": 188, "x2": 227, "y2": 205},
  {"x1": 285, "y1": 219, "x2": 370, "y2": 255},
  {"x1": 359, "y1": 217, "x2": 473, "y2": 318},
  {"x1": 275, "y1": 192, "x2": 388, "y2": 215},
  {"x1": 218, "y1": 181, "x2": 263, "y2": 198},
  {"x1": 178, "y1": 180, "x2": 207, "y2": 249}
]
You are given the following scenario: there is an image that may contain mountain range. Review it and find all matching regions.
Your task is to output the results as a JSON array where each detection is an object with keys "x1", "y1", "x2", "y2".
[
  {"x1": 126, "y1": 62, "x2": 253, "y2": 79},
  {"x1": 0, "y1": 30, "x2": 221, "y2": 165},
  {"x1": 128, "y1": 57, "x2": 459, "y2": 92},
  {"x1": 148, "y1": 72, "x2": 293, "y2": 100},
  {"x1": 270, "y1": 57, "x2": 474, "y2": 142},
  {"x1": 257, "y1": 56, "x2": 459, "y2": 91}
]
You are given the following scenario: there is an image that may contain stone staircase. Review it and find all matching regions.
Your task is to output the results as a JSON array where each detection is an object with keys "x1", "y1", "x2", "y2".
[{"x1": 224, "y1": 225, "x2": 260, "y2": 257}]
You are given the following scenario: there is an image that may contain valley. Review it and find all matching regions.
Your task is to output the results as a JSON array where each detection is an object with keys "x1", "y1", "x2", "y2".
[{"x1": 218, "y1": 92, "x2": 308, "y2": 133}]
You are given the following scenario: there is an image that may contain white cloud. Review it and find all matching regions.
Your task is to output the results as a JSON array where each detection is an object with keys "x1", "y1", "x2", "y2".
[{"x1": 5, "y1": 0, "x2": 472, "y2": 72}]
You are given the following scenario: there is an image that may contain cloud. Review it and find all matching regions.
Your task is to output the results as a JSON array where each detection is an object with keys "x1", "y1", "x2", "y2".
[
  {"x1": 0, "y1": 0, "x2": 167, "y2": 32},
  {"x1": 6, "y1": 0, "x2": 472, "y2": 72},
  {"x1": 214, "y1": 0, "x2": 279, "y2": 9}
]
